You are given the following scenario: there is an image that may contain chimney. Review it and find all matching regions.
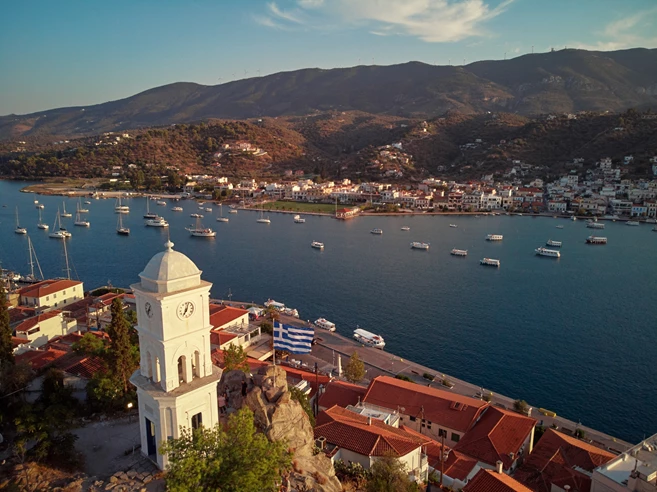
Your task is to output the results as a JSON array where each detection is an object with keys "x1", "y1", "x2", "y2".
[
  {"x1": 368, "y1": 417, "x2": 372, "y2": 426},
  {"x1": 496, "y1": 461, "x2": 503, "y2": 474}
]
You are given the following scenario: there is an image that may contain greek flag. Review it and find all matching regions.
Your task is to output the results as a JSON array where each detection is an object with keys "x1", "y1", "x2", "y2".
[{"x1": 273, "y1": 322, "x2": 314, "y2": 354}]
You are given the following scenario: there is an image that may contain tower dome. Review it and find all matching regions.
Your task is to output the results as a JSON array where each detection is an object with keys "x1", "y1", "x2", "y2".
[{"x1": 139, "y1": 240, "x2": 201, "y2": 293}]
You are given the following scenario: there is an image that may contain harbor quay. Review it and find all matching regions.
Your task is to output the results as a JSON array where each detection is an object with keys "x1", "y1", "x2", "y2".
[{"x1": 232, "y1": 307, "x2": 634, "y2": 455}]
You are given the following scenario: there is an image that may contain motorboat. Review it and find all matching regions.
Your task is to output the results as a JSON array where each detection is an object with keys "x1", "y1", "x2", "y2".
[
  {"x1": 229, "y1": 209, "x2": 238, "y2": 214},
  {"x1": 190, "y1": 213, "x2": 204, "y2": 218},
  {"x1": 146, "y1": 216, "x2": 169, "y2": 227},
  {"x1": 587, "y1": 221, "x2": 605, "y2": 229},
  {"x1": 626, "y1": 221, "x2": 640, "y2": 226},
  {"x1": 586, "y1": 236, "x2": 607, "y2": 244},
  {"x1": 546, "y1": 240, "x2": 562, "y2": 247},
  {"x1": 294, "y1": 215, "x2": 306, "y2": 223},
  {"x1": 171, "y1": 206, "x2": 183, "y2": 212},
  {"x1": 205, "y1": 207, "x2": 213, "y2": 212},
  {"x1": 61, "y1": 201, "x2": 72, "y2": 218},
  {"x1": 370, "y1": 228, "x2": 383, "y2": 235},
  {"x1": 116, "y1": 214, "x2": 130, "y2": 236},
  {"x1": 451, "y1": 249, "x2": 468, "y2": 256},
  {"x1": 74, "y1": 211, "x2": 90, "y2": 227},
  {"x1": 535, "y1": 247, "x2": 560, "y2": 258},
  {"x1": 14, "y1": 207, "x2": 27, "y2": 234},
  {"x1": 401, "y1": 226, "x2": 410, "y2": 231},
  {"x1": 410, "y1": 242, "x2": 429, "y2": 250},
  {"x1": 353, "y1": 328, "x2": 385, "y2": 349},
  {"x1": 480, "y1": 258, "x2": 500, "y2": 267},
  {"x1": 157, "y1": 200, "x2": 167, "y2": 206},
  {"x1": 449, "y1": 224, "x2": 458, "y2": 228},
  {"x1": 311, "y1": 241, "x2": 324, "y2": 250},
  {"x1": 486, "y1": 234, "x2": 503, "y2": 241},
  {"x1": 556, "y1": 225, "x2": 564, "y2": 229},
  {"x1": 314, "y1": 318, "x2": 336, "y2": 332}
]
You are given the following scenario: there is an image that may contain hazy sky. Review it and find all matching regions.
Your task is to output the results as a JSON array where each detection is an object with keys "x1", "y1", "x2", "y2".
[{"x1": 1, "y1": 0, "x2": 656, "y2": 115}]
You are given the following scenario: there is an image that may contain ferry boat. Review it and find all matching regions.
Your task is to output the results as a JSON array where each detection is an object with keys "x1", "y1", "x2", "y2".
[
  {"x1": 451, "y1": 249, "x2": 468, "y2": 256},
  {"x1": 60, "y1": 202, "x2": 72, "y2": 218},
  {"x1": 486, "y1": 234, "x2": 503, "y2": 241},
  {"x1": 449, "y1": 224, "x2": 458, "y2": 228},
  {"x1": 74, "y1": 211, "x2": 90, "y2": 227},
  {"x1": 480, "y1": 258, "x2": 500, "y2": 267},
  {"x1": 171, "y1": 206, "x2": 183, "y2": 212},
  {"x1": 587, "y1": 221, "x2": 605, "y2": 229},
  {"x1": 626, "y1": 221, "x2": 640, "y2": 226},
  {"x1": 370, "y1": 228, "x2": 383, "y2": 235},
  {"x1": 546, "y1": 240, "x2": 562, "y2": 247},
  {"x1": 116, "y1": 214, "x2": 130, "y2": 236},
  {"x1": 410, "y1": 242, "x2": 429, "y2": 250},
  {"x1": 314, "y1": 318, "x2": 336, "y2": 332},
  {"x1": 145, "y1": 217, "x2": 169, "y2": 228},
  {"x1": 294, "y1": 215, "x2": 306, "y2": 223},
  {"x1": 535, "y1": 247, "x2": 560, "y2": 258},
  {"x1": 401, "y1": 226, "x2": 410, "y2": 231},
  {"x1": 353, "y1": 328, "x2": 385, "y2": 349},
  {"x1": 14, "y1": 207, "x2": 27, "y2": 234},
  {"x1": 586, "y1": 236, "x2": 607, "y2": 245},
  {"x1": 311, "y1": 241, "x2": 324, "y2": 250}
]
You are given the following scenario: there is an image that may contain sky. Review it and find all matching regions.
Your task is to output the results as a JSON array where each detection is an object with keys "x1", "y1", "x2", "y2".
[{"x1": 1, "y1": 0, "x2": 656, "y2": 116}]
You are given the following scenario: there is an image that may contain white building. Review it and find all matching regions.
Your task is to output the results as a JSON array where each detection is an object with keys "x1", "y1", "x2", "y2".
[
  {"x1": 592, "y1": 434, "x2": 657, "y2": 491},
  {"x1": 130, "y1": 240, "x2": 220, "y2": 470},
  {"x1": 19, "y1": 280, "x2": 84, "y2": 310},
  {"x1": 14, "y1": 310, "x2": 78, "y2": 348}
]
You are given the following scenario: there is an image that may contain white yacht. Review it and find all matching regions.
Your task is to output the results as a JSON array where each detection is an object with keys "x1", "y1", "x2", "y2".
[
  {"x1": 401, "y1": 226, "x2": 410, "y2": 231},
  {"x1": 74, "y1": 211, "x2": 90, "y2": 227},
  {"x1": 546, "y1": 240, "x2": 562, "y2": 247},
  {"x1": 145, "y1": 216, "x2": 169, "y2": 227},
  {"x1": 14, "y1": 207, "x2": 27, "y2": 234},
  {"x1": 257, "y1": 211, "x2": 271, "y2": 224},
  {"x1": 353, "y1": 328, "x2": 385, "y2": 349},
  {"x1": 205, "y1": 207, "x2": 212, "y2": 212},
  {"x1": 410, "y1": 242, "x2": 429, "y2": 250},
  {"x1": 115, "y1": 197, "x2": 129, "y2": 214},
  {"x1": 171, "y1": 206, "x2": 183, "y2": 212},
  {"x1": 314, "y1": 318, "x2": 336, "y2": 332},
  {"x1": 37, "y1": 208, "x2": 49, "y2": 230},
  {"x1": 49, "y1": 210, "x2": 71, "y2": 238},
  {"x1": 370, "y1": 228, "x2": 383, "y2": 235},
  {"x1": 76, "y1": 198, "x2": 89, "y2": 213},
  {"x1": 480, "y1": 258, "x2": 500, "y2": 267},
  {"x1": 571, "y1": 216, "x2": 577, "y2": 221},
  {"x1": 190, "y1": 213, "x2": 204, "y2": 218},
  {"x1": 586, "y1": 236, "x2": 607, "y2": 244},
  {"x1": 217, "y1": 204, "x2": 229, "y2": 222},
  {"x1": 144, "y1": 200, "x2": 158, "y2": 219},
  {"x1": 157, "y1": 200, "x2": 167, "y2": 206},
  {"x1": 116, "y1": 214, "x2": 130, "y2": 236},
  {"x1": 556, "y1": 225, "x2": 564, "y2": 229},
  {"x1": 451, "y1": 249, "x2": 468, "y2": 256},
  {"x1": 229, "y1": 209, "x2": 238, "y2": 214},
  {"x1": 311, "y1": 241, "x2": 324, "y2": 250},
  {"x1": 187, "y1": 217, "x2": 216, "y2": 237},
  {"x1": 61, "y1": 201, "x2": 72, "y2": 218},
  {"x1": 536, "y1": 247, "x2": 560, "y2": 258},
  {"x1": 587, "y1": 221, "x2": 605, "y2": 229},
  {"x1": 449, "y1": 224, "x2": 458, "y2": 228},
  {"x1": 626, "y1": 221, "x2": 640, "y2": 226},
  {"x1": 486, "y1": 234, "x2": 503, "y2": 241},
  {"x1": 294, "y1": 215, "x2": 306, "y2": 223}
]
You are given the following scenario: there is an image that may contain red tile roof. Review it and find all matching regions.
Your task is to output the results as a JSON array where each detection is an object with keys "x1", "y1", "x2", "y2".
[
  {"x1": 216, "y1": 331, "x2": 237, "y2": 345},
  {"x1": 45, "y1": 332, "x2": 85, "y2": 352},
  {"x1": 209, "y1": 305, "x2": 248, "y2": 329},
  {"x1": 15, "y1": 348, "x2": 68, "y2": 370},
  {"x1": 57, "y1": 355, "x2": 106, "y2": 379},
  {"x1": 8, "y1": 306, "x2": 36, "y2": 324},
  {"x1": 15, "y1": 310, "x2": 63, "y2": 333},
  {"x1": 318, "y1": 380, "x2": 367, "y2": 410},
  {"x1": 19, "y1": 279, "x2": 82, "y2": 299},
  {"x1": 513, "y1": 429, "x2": 615, "y2": 492},
  {"x1": 454, "y1": 406, "x2": 536, "y2": 469},
  {"x1": 443, "y1": 449, "x2": 480, "y2": 481},
  {"x1": 362, "y1": 376, "x2": 488, "y2": 433},
  {"x1": 463, "y1": 469, "x2": 532, "y2": 492},
  {"x1": 11, "y1": 336, "x2": 28, "y2": 348},
  {"x1": 315, "y1": 405, "x2": 423, "y2": 458}
]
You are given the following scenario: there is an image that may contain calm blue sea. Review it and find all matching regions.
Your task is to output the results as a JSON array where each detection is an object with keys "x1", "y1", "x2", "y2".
[{"x1": 0, "y1": 180, "x2": 656, "y2": 443}]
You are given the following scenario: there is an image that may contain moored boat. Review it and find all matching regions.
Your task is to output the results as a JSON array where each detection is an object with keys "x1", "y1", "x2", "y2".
[
  {"x1": 353, "y1": 328, "x2": 385, "y2": 349},
  {"x1": 74, "y1": 211, "x2": 90, "y2": 227},
  {"x1": 115, "y1": 197, "x2": 129, "y2": 214},
  {"x1": 157, "y1": 200, "x2": 167, "y2": 206},
  {"x1": 187, "y1": 217, "x2": 215, "y2": 236},
  {"x1": 486, "y1": 234, "x2": 503, "y2": 241},
  {"x1": 171, "y1": 206, "x2": 183, "y2": 212},
  {"x1": 451, "y1": 249, "x2": 468, "y2": 256},
  {"x1": 144, "y1": 200, "x2": 158, "y2": 219},
  {"x1": 370, "y1": 228, "x2": 383, "y2": 235},
  {"x1": 535, "y1": 247, "x2": 560, "y2": 258},
  {"x1": 294, "y1": 215, "x2": 306, "y2": 223},
  {"x1": 229, "y1": 209, "x2": 238, "y2": 214},
  {"x1": 146, "y1": 217, "x2": 169, "y2": 227},
  {"x1": 410, "y1": 242, "x2": 429, "y2": 250},
  {"x1": 14, "y1": 207, "x2": 27, "y2": 234},
  {"x1": 401, "y1": 226, "x2": 410, "y2": 231},
  {"x1": 449, "y1": 224, "x2": 458, "y2": 228},
  {"x1": 586, "y1": 236, "x2": 607, "y2": 244},
  {"x1": 626, "y1": 221, "x2": 640, "y2": 226},
  {"x1": 61, "y1": 202, "x2": 72, "y2": 218},
  {"x1": 587, "y1": 221, "x2": 605, "y2": 229},
  {"x1": 480, "y1": 258, "x2": 500, "y2": 267},
  {"x1": 190, "y1": 213, "x2": 203, "y2": 218},
  {"x1": 546, "y1": 240, "x2": 562, "y2": 247},
  {"x1": 257, "y1": 211, "x2": 271, "y2": 224},
  {"x1": 314, "y1": 318, "x2": 336, "y2": 332},
  {"x1": 116, "y1": 214, "x2": 130, "y2": 236},
  {"x1": 556, "y1": 225, "x2": 564, "y2": 229},
  {"x1": 311, "y1": 241, "x2": 324, "y2": 250}
]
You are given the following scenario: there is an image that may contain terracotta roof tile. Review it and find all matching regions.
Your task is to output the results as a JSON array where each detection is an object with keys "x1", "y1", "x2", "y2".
[
  {"x1": 15, "y1": 348, "x2": 68, "y2": 370},
  {"x1": 513, "y1": 429, "x2": 615, "y2": 492},
  {"x1": 463, "y1": 469, "x2": 532, "y2": 492},
  {"x1": 57, "y1": 355, "x2": 106, "y2": 379},
  {"x1": 15, "y1": 310, "x2": 63, "y2": 333},
  {"x1": 318, "y1": 380, "x2": 367, "y2": 410},
  {"x1": 454, "y1": 406, "x2": 536, "y2": 468},
  {"x1": 315, "y1": 405, "x2": 423, "y2": 458},
  {"x1": 209, "y1": 305, "x2": 248, "y2": 329},
  {"x1": 443, "y1": 450, "x2": 479, "y2": 481},
  {"x1": 8, "y1": 306, "x2": 36, "y2": 324},
  {"x1": 19, "y1": 279, "x2": 82, "y2": 299},
  {"x1": 363, "y1": 376, "x2": 488, "y2": 433}
]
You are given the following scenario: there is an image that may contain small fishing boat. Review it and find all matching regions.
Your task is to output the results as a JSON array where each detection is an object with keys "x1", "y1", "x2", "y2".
[
  {"x1": 311, "y1": 241, "x2": 324, "y2": 250},
  {"x1": 370, "y1": 228, "x2": 383, "y2": 235},
  {"x1": 401, "y1": 226, "x2": 410, "y2": 231}
]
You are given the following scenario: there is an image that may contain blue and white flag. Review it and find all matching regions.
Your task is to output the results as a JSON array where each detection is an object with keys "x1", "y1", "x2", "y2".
[{"x1": 273, "y1": 322, "x2": 314, "y2": 354}]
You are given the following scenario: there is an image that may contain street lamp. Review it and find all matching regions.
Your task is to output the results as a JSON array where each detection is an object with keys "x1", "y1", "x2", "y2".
[{"x1": 127, "y1": 402, "x2": 134, "y2": 423}]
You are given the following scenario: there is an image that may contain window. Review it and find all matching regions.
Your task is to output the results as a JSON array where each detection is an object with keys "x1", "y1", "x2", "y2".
[
  {"x1": 438, "y1": 429, "x2": 447, "y2": 438},
  {"x1": 63, "y1": 290, "x2": 66, "y2": 295},
  {"x1": 191, "y1": 412, "x2": 202, "y2": 430},
  {"x1": 46, "y1": 296, "x2": 49, "y2": 301},
  {"x1": 54, "y1": 293, "x2": 57, "y2": 298},
  {"x1": 409, "y1": 416, "x2": 416, "y2": 422},
  {"x1": 452, "y1": 433, "x2": 460, "y2": 443}
]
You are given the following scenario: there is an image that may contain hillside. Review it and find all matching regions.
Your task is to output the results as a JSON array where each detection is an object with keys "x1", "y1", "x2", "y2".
[
  {"x1": 1, "y1": 110, "x2": 655, "y2": 184},
  {"x1": 1, "y1": 48, "x2": 656, "y2": 141}
]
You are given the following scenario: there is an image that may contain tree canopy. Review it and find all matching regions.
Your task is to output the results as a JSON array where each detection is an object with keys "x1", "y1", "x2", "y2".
[
  {"x1": 223, "y1": 343, "x2": 250, "y2": 373},
  {"x1": 105, "y1": 298, "x2": 139, "y2": 393},
  {"x1": 344, "y1": 351, "x2": 365, "y2": 383},
  {"x1": 0, "y1": 284, "x2": 14, "y2": 368},
  {"x1": 366, "y1": 454, "x2": 419, "y2": 492},
  {"x1": 161, "y1": 407, "x2": 291, "y2": 492}
]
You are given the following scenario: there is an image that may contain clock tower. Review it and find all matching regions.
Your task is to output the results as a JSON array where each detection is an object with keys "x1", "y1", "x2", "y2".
[{"x1": 130, "y1": 240, "x2": 220, "y2": 469}]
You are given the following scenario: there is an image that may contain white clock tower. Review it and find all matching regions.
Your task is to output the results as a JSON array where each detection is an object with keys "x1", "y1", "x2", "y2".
[{"x1": 130, "y1": 240, "x2": 220, "y2": 469}]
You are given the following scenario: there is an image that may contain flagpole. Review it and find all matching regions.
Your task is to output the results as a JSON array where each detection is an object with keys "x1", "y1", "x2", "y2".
[{"x1": 272, "y1": 319, "x2": 276, "y2": 388}]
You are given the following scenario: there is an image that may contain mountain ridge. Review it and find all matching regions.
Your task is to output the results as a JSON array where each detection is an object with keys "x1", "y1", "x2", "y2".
[{"x1": 2, "y1": 48, "x2": 656, "y2": 141}]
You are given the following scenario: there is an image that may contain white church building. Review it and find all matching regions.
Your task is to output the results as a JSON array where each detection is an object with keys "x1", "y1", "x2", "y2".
[{"x1": 130, "y1": 240, "x2": 221, "y2": 469}]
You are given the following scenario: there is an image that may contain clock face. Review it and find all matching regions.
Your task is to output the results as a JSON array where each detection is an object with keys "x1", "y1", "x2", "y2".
[
  {"x1": 144, "y1": 302, "x2": 153, "y2": 318},
  {"x1": 177, "y1": 301, "x2": 195, "y2": 319}
]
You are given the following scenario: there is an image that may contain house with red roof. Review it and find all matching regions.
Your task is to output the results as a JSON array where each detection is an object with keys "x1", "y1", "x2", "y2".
[
  {"x1": 19, "y1": 279, "x2": 84, "y2": 310},
  {"x1": 315, "y1": 405, "x2": 429, "y2": 482},
  {"x1": 514, "y1": 429, "x2": 615, "y2": 492},
  {"x1": 14, "y1": 310, "x2": 77, "y2": 348},
  {"x1": 209, "y1": 304, "x2": 250, "y2": 331},
  {"x1": 362, "y1": 376, "x2": 489, "y2": 446},
  {"x1": 463, "y1": 468, "x2": 532, "y2": 492},
  {"x1": 318, "y1": 380, "x2": 367, "y2": 412},
  {"x1": 453, "y1": 406, "x2": 537, "y2": 473}
]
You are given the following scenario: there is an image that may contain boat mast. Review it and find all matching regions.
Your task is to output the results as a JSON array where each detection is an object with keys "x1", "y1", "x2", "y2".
[
  {"x1": 62, "y1": 239, "x2": 71, "y2": 280},
  {"x1": 27, "y1": 236, "x2": 44, "y2": 280}
]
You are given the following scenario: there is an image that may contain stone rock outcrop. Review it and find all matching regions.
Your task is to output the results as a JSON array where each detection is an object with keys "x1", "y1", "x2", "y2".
[{"x1": 219, "y1": 366, "x2": 342, "y2": 492}]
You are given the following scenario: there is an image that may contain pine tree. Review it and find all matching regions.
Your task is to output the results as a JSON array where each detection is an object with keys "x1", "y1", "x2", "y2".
[
  {"x1": 0, "y1": 283, "x2": 14, "y2": 368},
  {"x1": 106, "y1": 298, "x2": 138, "y2": 393},
  {"x1": 344, "y1": 351, "x2": 365, "y2": 383}
]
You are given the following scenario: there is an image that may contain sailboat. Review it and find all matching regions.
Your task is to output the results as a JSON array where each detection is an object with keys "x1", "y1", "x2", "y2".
[
  {"x1": 20, "y1": 236, "x2": 44, "y2": 284},
  {"x1": 49, "y1": 209, "x2": 72, "y2": 238},
  {"x1": 217, "y1": 203, "x2": 229, "y2": 222},
  {"x1": 187, "y1": 216, "x2": 216, "y2": 237},
  {"x1": 144, "y1": 199, "x2": 158, "y2": 219},
  {"x1": 117, "y1": 214, "x2": 130, "y2": 235},
  {"x1": 14, "y1": 207, "x2": 27, "y2": 234},
  {"x1": 74, "y1": 210, "x2": 90, "y2": 227},
  {"x1": 77, "y1": 197, "x2": 89, "y2": 213},
  {"x1": 115, "y1": 196, "x2": 130, "y2": 214},
  {"x1": 37, "y1": 208, "x2": 49, "y2": 229},
  {"x1": 61, "y1": 201, "x2": 72, "y2": 217},
  {"x1": 257, "y1": 210, "x2": 271, "y2": 224}
]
